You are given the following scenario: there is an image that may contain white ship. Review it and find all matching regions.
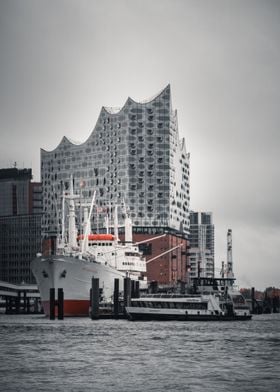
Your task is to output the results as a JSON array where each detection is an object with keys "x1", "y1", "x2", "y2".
[
  {"x1": 125, "y1": 292, "x2": 251, "y2": 321},
  {"x1": 126, "y1": 278, "x2": 252, "y2": 321},
  {"x1": 31, "y1": 177, "x2": 147, "y2": 317}
]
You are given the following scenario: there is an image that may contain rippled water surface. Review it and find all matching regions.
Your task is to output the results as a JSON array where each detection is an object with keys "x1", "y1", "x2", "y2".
[{"x1": 0, "y1": 313, "x2": 279, "y2": 391}]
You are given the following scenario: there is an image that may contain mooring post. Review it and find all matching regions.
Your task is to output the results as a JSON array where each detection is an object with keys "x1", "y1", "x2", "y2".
[
  {"x1": 113, "y1": 278, "x2": 119, "y2": 318},
  {"x1": 16, "y1": 291, "x2": 21, "y2": 314},
  {"x1": 251, "y1": 287, "x2": 255, "y2": 314},
  {"x1": 49, "y1": 288, "x2": 55, "y2": 320},
  {"x1": 131, "y1": 280, "x2": 136, "y2": 298},
  {"x1": 57, "y1": 288, "x2": 64, "y2": 320},
  {"x1": 23, "y1": 291, "x2": 27, "y2": 313},
  {"x1": 135, "y1": 281, "x2": 140, "y2": 298},
  {"x1": 91, "y1": 277, "x2": 99, "y2": 320},
  {"x1": 124, "y1": 277, "x2": 131, "y2": 308}
]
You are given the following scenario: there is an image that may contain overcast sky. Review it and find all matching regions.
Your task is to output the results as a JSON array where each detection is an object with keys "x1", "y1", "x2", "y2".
[{"x1": 0, "y1": 0, "x2": 279, "y2": 290}]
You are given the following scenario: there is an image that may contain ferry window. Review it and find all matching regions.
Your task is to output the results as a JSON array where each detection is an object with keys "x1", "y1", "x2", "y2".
[
  {"x1": 184, "y1": 302, "x2": 208, "y2": 310},
  {"x1": 232, "y1": 295, "x2": 245, "y2": 305}
]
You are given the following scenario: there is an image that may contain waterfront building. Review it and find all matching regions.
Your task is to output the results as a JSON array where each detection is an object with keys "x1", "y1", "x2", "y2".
[
  {"x1": 0, "y1": 168, "x2": 42, "y2": 283},
  {"x1": 41, "y1": 85, "x2": 190, "y2": 284},
  {"x1": 188, "y1": 211, "x2": 215, "y2": 278}
]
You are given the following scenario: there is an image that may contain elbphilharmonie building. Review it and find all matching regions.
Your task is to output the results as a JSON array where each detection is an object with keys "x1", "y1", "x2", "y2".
[{"x1": 41, "y1": 85, "x2": 190, "y2": 242}]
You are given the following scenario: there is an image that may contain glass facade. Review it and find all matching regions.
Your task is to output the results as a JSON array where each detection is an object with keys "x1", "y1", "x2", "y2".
[
  {"x1": 0, "y1": 215, "x2": 41, "y2": 284},
  {"x1": 0, "y1": 169, "x2": 42, "y2": 284},
  {"x1": 41, "y1": 85, "x2": 190, "y2": 238},
  {"x1": 188, "y1": 211, "x2": 215, "y2": 278}
]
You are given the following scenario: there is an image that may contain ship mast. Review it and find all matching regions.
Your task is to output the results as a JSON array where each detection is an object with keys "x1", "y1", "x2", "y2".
[
  {"x1": 68, "y1": 175, "x2": 77, "y2": 250},
  {"x1": 123, "y1": 202, "x2": 133, "y2": 244},
  {"x1": 61, "y1": 191, "x2": 66, "y2": 248},
  {"x1": 81, "y1": 191, "x2": 96, "y2": 254}
]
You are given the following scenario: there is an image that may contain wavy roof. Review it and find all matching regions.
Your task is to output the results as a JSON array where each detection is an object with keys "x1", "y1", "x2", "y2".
[{"x1": 41, "y1": 84, "x2": 171, "y2": 153}]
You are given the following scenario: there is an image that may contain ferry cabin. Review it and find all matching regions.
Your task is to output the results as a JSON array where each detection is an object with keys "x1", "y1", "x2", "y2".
[{"x1": 126, "y1": 293, "x2": 252, "y2": 321}]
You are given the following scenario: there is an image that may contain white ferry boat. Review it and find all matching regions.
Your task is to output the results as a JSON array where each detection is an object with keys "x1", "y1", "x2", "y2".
[{"x1": 126, "y1": 278, "x2": 252, "y2": 321}]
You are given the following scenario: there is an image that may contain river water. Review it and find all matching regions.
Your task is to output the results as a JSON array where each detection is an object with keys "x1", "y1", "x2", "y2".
[{"x1": 0, "y1": 313, "x2": 279, "y2": 392}]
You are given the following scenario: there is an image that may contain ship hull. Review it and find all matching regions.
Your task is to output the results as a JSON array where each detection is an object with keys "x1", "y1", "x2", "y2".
[
  {"x1": 126, "y1": 310, "x2": 252, "y2": 321},
  {"x1": 41, "y1": 299, "x2": 90, "y2": 317},
  {"x1": 31, "y1": 255, "x2": 126, "y2": 317}
]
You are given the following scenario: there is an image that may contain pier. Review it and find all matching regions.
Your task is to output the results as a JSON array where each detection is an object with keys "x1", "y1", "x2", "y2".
[
  {"x1": 242, "y1": 287, "x2": 280, "y2": 314},
  {"x1": 0, "y1": 280, "x2": 41, "y2": 314}
]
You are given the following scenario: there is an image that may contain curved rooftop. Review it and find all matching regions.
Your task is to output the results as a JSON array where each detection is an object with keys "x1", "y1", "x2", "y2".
[{"x1": 41, "y1": 84, "x2": 171, "y2": 153}]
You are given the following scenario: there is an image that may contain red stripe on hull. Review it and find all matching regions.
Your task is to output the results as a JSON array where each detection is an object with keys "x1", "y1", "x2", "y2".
[{"x1": 42, "y1": 300, "x2": 90, "y2": 317}]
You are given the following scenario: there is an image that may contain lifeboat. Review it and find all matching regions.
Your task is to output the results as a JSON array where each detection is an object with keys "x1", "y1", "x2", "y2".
[{"x1": 77, "y1": 234, "x2": 115, "y2": 241}]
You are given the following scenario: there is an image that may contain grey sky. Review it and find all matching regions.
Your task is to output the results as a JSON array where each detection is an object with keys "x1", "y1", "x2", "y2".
[{"x1": 0, "y1": 0, "x2": 279, "y2": 289}]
